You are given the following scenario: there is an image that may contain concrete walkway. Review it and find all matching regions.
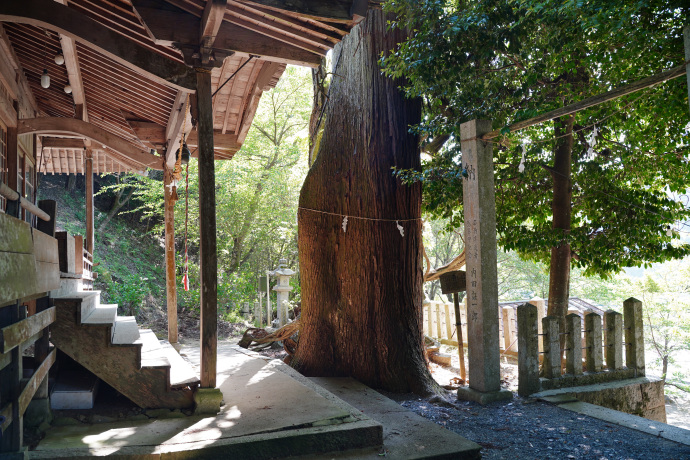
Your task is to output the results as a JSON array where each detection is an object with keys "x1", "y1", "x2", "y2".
[
  {"x1": 32, "y1": 345, "x2": 382, "y2": 459},
  {"x1": 32, "y1": 344, "x2": 481, "y2": 459}
]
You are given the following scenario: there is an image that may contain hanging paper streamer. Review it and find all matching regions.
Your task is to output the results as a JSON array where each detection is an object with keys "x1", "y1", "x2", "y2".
[
  {"x1": 586, "y1": 125, "x2": 598, "y2": 160},
  {"x1": 518, "y1": 144, "x2": 526, "y2": 173},
  {"x1": 342, "y1": 216, "x2": 348, "y2": 233},
  {"x1": 396, "y1": 220, "x2": 404, "y2": 237}
]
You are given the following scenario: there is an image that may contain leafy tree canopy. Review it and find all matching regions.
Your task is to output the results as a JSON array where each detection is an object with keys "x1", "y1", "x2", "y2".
[{"x1": 383, "y1": 0, "x2": 690, "y2": 277}]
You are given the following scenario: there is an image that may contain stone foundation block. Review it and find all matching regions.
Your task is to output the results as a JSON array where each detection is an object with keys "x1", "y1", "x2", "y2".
[{"x1": 194, "y1": 388, "x2": 223, "y2": 415}]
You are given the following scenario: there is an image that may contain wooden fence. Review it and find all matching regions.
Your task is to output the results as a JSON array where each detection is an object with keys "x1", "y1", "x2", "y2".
[
  {"x1": 516, "y1": 298, "x2": 645, "y2": 396},
  {"x1": 0, "y1": 202, "x2": 59, "y2": 454},
  {"x1": 423, "y1": 299, "x2": 522, "y2": 357}
]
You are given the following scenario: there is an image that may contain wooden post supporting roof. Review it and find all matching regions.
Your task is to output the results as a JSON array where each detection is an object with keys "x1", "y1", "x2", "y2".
[
  {"x1": 196, "y1": 68, "x2": 218, "y2": 390},
  {"x1": 85, "y1": 149, "x2": 94, "y2": 257},
  {"x1": 163, "y1": 167, "x2": 178, "y2": 346}
]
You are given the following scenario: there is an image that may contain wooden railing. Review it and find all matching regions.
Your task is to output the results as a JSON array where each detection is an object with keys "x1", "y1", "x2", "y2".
[
  {"x1": 0, "y1": 208, "x2": 59, "y2": 454},
  {"x1": 73, "y1": 235, "x2": 94, "y2": 291},
  {"x1": 57, "y1": 233, "x2": 94, "y2": 291},
  {"x1": 516, "y1": 298, "x2": 645, "y2": 396}
]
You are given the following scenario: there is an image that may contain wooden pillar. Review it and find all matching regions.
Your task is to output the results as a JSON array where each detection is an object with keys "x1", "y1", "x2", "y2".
[
  {"x1": 683, "y1": 25, "x2": 690, "y2": 116},
  {"x1": 6, "y1": 127, "x2": 17, "y2": 191},
  {"x1": 164, "y1": 168, "x2": 178, "y2": 346},
  {"x1": 196, "y1": 68, "x2": 217, "y2": 389},
  {"x1": 460, "y1": 119, "x2": 501, "y2": 394},
  {"x1": 85, "y1": 150, "x2": 94, "y2": 256},
  {"x1": 0, "y1": 303, "x2": 24, "y2": 453}
]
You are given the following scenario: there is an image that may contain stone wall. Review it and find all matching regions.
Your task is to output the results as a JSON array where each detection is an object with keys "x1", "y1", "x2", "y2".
[{"x1": 570, "y1": 378, "x2": 666, "y2": 423}]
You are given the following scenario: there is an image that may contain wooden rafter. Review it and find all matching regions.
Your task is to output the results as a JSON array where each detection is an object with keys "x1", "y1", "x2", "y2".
[
  {"x1": 0, "y1": 0, "x2": 196, "y2": 92},
  {"x1": 133, "y1": 0, "x2": 328, "y2": 67},
  {"x1": 53, "y1": 0, "x2": 87, "y2": 121},
  {"x1": 0, "y1": 26, "x2": 39, "y2": 116}
]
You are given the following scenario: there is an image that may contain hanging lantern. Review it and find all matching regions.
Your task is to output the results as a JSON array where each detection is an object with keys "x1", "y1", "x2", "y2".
[
  {"x1": 64, "y1": 84, "x2": 72, "y2": 94},
  {"x1": 40, "y1": 69, "x2": 50, "y2": 89},
  {"x1": 180, "y1": 142, "x2": 191, "y2": 165},
  {"x1": 54, "y1": 53, "x2": 65, "y2": 65}
]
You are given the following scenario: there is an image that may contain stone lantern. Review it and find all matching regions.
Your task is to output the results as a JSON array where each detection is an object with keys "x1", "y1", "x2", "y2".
[{"x1": 272, "y1": 258, "x2": 295, "y2": 327}]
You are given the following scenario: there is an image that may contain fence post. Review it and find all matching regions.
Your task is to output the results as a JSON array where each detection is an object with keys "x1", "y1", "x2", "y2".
[
  {"x1": 605, "y1": 310, "x2": 623, "y2": 370},
  {"x1": 435, "y1": 302, "x2": 443, "y2": 339},
  {"x1": 517, "y1": 304, "x2": 540, "y2": 396},
  {"x1": 624, "y1": 297, "x2": 645, "y2": 376},
  {"x1": 444, "y1": 302, "x2": 452, "y2": 340},
  {"x1": 542, "y1": 316, "x2": 561, "y2": 379},
  {"x1": 426, "y1": 300, "x2": 433, "y2": 337},
  {"x1": 529, "y1": 297, "x2": 546, "y2": 352},
  {"x1": 423, "y1": 298, "x2": 430, "y2": 336},
  {"x1": 585, "y1": 312, "x2": 603, "y2": 372},
  {"x1": 502, "y1": 307, "x2": 514, "y2": 352},
  {"x1": 565, "y1": 313, "x2": 583, "y2": 376}
]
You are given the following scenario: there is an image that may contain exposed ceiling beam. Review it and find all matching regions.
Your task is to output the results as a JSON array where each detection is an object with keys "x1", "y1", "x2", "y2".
[
  {"x1": 164, "y1": 91, "x2": 192, "y2": 167},
  {"x1": 40, "y1": 137, "x2": 85, "y2": 148},
  {"x1": 133, "y1": 0, "x2": 323, "y2": 67},
  {"x1": 186, "y1": 129, "x2": 240, "y2": 152},
  {"x1": 0, "y1": 0, "x2": 196, "y2": 92},
  {"x1": 19, "y1": 117, "x2": 163, "y2": 170},
  {"x1": 200, "y1": 0, "x2": 228, "y2": 63}
]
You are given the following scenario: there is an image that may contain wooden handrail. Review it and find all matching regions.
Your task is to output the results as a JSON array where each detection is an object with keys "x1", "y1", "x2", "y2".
[{"x1": 0, "y1": 179, "x2": 50, "y2": 221}]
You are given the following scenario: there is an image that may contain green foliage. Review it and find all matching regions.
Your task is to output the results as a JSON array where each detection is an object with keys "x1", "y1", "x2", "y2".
[
  {"x1": 107, "y1": 66, "x2": 312, "y2": 314},
  {"x1": 383, "y1": 0, "x2": 690, "y2": 277},
  {"x1": 636, "y1": 260, "x2": 690, "y2": 382}
]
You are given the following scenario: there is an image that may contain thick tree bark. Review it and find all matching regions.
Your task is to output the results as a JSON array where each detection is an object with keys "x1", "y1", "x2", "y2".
[
  {"x1": 292, "y1": 10, "x2": 437, "y2": 395},
  {"x1": 548, "y1": 115, "x2": 574, "y2": 349}
]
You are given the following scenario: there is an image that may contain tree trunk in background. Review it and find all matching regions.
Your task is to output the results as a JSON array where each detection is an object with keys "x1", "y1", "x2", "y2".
[
  {"x1": 308, "y1": 57, "x2": 327, "y2": 166},
  {"x1": 65, "y1": 175, "x2": 76, "y2": 192},
  {"x1": 98, "y1": 186, "x2": 135, "y2": 232},
  {"x1": 548, "y1": 115, "x2": 574, "y2": 350},
  {"x1": 293, "y1": 10, "x2": 436, "y2": 395}
]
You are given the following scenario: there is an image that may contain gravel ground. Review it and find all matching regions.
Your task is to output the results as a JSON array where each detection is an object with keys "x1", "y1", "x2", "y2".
[{"x1": 380, "y1": 391, "x2": 690, "y2": 460}]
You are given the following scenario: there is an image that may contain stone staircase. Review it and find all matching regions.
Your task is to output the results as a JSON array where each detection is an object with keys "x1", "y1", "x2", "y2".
[{"x1": 50, "y1": 288, "x2": 198, "y2": 409}]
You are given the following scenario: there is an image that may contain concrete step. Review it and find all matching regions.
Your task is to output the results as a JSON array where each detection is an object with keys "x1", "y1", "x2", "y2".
[
  {"x1": 81, "y1": 304, "x2": 117, "y2": 326},
  {"x1": 308, "y1": 377, "x2": 481, "y2": 459},
  {"x1": 53, "y1": 291, "x2": 102, "y2": 322},
  {"x1": 111, "y1": 316, "x2": 140, "y2": 344},
  {"x1": 137, "y1": 330, "x2": 199, "y2": 387}
]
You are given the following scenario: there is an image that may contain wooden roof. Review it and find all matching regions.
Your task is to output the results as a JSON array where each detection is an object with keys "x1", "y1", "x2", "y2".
[{"x1": 0, "y1": 0, "x2": 365, "y2": 175}]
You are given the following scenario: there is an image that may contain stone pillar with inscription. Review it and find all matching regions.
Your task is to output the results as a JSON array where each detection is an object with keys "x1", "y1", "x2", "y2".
[{"x1": 457, "y1": 119, "x2": 512, "y2": 404}]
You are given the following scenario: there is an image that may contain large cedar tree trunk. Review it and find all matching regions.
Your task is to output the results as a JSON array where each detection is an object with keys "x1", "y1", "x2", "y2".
[
  {"x1": 547, "y1": 115, "x2": 574, "y2": 348},
  {"x1": 292, "y1": 10, "x2": 436, "y2": 395}
]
